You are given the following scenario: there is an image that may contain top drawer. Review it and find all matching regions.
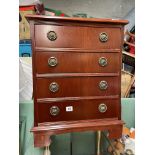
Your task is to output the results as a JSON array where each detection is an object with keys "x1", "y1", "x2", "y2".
[{"x1": 35, "y1": 25, "x2": 121, "y2": 49}]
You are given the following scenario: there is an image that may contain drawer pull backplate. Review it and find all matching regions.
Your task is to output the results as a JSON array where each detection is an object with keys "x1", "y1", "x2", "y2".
[
  {"x1": 99, "y1": 80, "x2": 108, "y2": 90},
  {"x1": 50, "y1": 106, "x2": 60, "y2": 116},
  {"x1": 99, "y1": 57, "x2": 107, "y2": 67},
  {"x1": 47, "y1": 31, "x2": 57, "y2": 41},
  {"x1": 49, "y1": 82, "x2": 59, "y2": 92},
  {"x1": 98, "y1": 103, "x2": 107, "y2": 113},
  {"x1": 48, "y1": 57, "x2": 58, "y2": 67},
  {"x1": 99, "y1": 32, "x2": 108, "y2": 42}
]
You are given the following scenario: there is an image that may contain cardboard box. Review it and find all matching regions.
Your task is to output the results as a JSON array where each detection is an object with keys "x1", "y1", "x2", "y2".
[{"x1": 19, "y1": 6, "x2": 35, "y2": 40}]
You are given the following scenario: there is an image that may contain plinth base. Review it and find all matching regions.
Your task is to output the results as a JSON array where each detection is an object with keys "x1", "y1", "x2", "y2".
[{"x1": 31, "y1": 118, "x2": 124, "y2": 147}]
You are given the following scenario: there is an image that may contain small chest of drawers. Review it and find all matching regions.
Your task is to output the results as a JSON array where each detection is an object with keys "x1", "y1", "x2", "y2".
[{"x1": 26, "y1": 15, "x2": 128, "y2": 148}]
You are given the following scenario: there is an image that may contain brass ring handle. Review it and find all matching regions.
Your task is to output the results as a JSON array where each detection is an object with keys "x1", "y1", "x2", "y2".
[
  {"x1": 99, "y1": 32, "x2": 108, "y2": 42},
  {"x1": 49, "y1": 82, "x2": 59, "y2": 93},
  {"x1": 99, "y1": 57, "x2": 107, "y2": 67},
  {"x1": 47, "y1": 31, "x2": 57, "y2": 41},
  {"x1": 50, "y1": 106, "x2": 60, "y2": 116},
  {"x1": 99, "y1": 80, "x2": 108, "y2": 90},
  {"x1": 98, "y1": 103, "x2": 107, "y2": 113},
  {"x1": 48, "y1": 57, "x2": 58, "y2": 67}
]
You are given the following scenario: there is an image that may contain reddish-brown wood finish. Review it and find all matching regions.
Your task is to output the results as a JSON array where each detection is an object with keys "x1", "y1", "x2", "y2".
[
  {"x1": 36, "y1": 51, "x2": 120, "y2": 74},
  {"x1": 35, "y1": 25, "x2": 121, "y2": 49},
  {"x1": 36, "y1": 76, "x2": 119, "y2": 98},
  {"x1": 26, "y1": 14, "x2": 128, "y2": 24},
  {"x1": 32, "y1": 118, "x2": 124, "y2": 147},
  {"x1": 37, "y1": 98, "x2": 119, "y2": 123},
  {"x1": 26, "y1": 15, "x2": 128, "y2": 148}
]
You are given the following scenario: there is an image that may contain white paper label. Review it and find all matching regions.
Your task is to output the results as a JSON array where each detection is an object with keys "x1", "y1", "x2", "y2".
[{"x1": 66, "y1": 106, "x2": 73, "y2": 112}]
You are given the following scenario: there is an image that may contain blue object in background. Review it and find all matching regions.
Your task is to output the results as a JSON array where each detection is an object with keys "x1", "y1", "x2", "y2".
[{"x1": 19, "y1": 40, "x2": 32, "y2": 57}]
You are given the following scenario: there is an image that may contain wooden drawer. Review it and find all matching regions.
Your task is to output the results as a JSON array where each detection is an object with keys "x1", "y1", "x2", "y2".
[
  {"x1": 35, "y1": 51, "x2": 120, "y2": 74},
  {"x1": 35, "y1": 25, "x2": 121, "y2": 49},
  {"x1": 37, "y1": 98, "x2": 119, "y2": 123},
  {"x1": 36, "y1": 76, "x2": 119, "y2": 98}
]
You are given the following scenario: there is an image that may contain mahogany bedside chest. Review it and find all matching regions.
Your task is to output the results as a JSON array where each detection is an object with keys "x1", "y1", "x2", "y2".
[{"x1": 26, "y1": 15, "x2": 128, "y2": 152}]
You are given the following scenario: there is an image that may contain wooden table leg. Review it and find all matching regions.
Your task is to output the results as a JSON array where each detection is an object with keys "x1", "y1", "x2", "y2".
[
  {"x1": 96, "y1": 131, "x2": 102, "y2": 155},
  {"x1": 43, "y1": 145, "x2": 50, "y2": 155}
]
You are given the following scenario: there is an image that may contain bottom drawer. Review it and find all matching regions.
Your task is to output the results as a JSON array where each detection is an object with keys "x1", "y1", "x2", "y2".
[{"x1": 37, "y1": 98, "x2": 120, "y2": 123}]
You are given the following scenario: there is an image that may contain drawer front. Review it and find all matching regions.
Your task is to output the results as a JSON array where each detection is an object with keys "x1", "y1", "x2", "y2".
[
  {"x1": 36, "y1": 76, "x2": 119, "y2": 98},
  {"x1": 36, "y1": 52, "x2": 120, "y2": 74},
  {"x1": 37, "y1": 98, "x2": 119, "y2": 123},
  {"x1": 35, "y1": 25, "x2": 121, "y2": 49}
]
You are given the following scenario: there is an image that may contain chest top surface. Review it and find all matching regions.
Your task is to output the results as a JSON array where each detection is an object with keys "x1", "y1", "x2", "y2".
[{"x1": 26, "y1": 14, "x2": 128, "y2": 24}]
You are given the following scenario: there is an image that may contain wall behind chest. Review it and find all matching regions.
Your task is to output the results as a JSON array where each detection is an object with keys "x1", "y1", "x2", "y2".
[{"x1": 42, "y1": 0, "x2": 135, "y2": 18}]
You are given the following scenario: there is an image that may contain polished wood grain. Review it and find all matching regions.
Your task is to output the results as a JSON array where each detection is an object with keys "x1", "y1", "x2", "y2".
[
  {"x1": 26, "y1": 15, "x2": 128, "y2": 148},
  {"x1": 26, "y1": 15, "x2": 128, "y2": 25},
  {"x1": 37, "y1": 98, "x2": 119, "y2": 123},
  {"x1": 31, "y1": 118, "x2": 124, "y2": 147},
  {"x1": 36, "y1": 76, "x2": 119, "y2": 98},
  {"x1": 29, "y1": 21, "x2": 39, "y2": 126},
  {"x1": 35, "y1": 25, "x2": 121, "y2": 49},
  {"x1": 36, "y1": 73, "x2": 119, "y2": 78},
  {"x1": 35, "y1": 47, "x2": 120, "y2": 53},
  {"x1": 37, "y1": 95, "x2": 119, "y2": 103},
  {"x1": 36, "y1": 51, "x2": 120, "y2": 74}
]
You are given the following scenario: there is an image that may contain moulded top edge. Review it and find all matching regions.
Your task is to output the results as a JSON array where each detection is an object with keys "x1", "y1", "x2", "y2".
[{"x1": 25, "y1": 15, "x2": 129, "y2": 25}]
